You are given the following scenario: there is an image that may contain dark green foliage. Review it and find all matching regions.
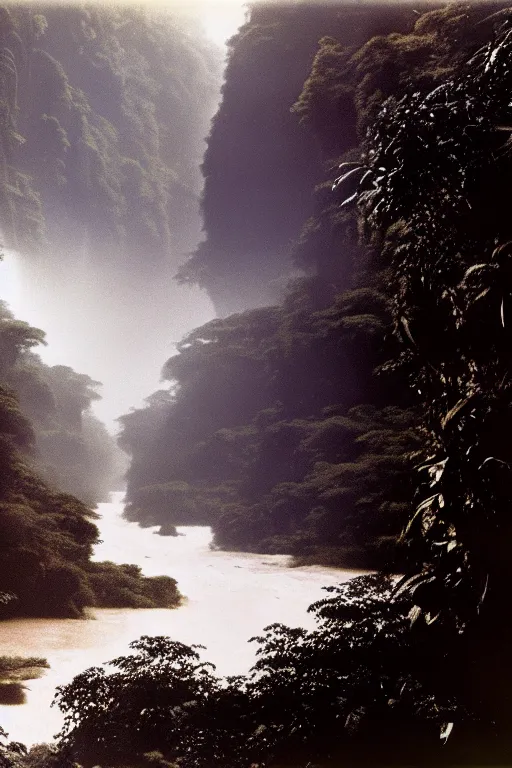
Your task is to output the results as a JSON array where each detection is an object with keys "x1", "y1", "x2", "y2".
[
  {"x1": 20, "y1": 745, "x2": 76, "y2": 768},
  {"x1": 179, "y1": 2, "x2": 438, "y2": 313},
  {"x1": 0, "y1": 5, "x2": 221, "y2": 268},
  {"x1": 55, "y1": 635, "x2": 220, "y2": 767},
  {"x1": 19, "y1": 363, "x2": 123, "y2": 506},
  {"x1": 0, "y1": 315, "x2": 45, "y2": 374},
  {"x1": 54, "y1": 576, "x2": 472, "y2": 767},
  {"x1": 0, "y1": 728, "x2": 28, "y2": 768},
  {"x1": 0, "y1": 741, "x2": 78, "y2": 768},
  {"x1": 342, "y1": 6, "x2": 512, "y2": 749},
  {"x1": 0, "y1": 304, "x2": 100, "y2": 614},
  {"x1": 0, "y1": 300, "x2": 122, "y2": 505},
  {"x1": 0, "y1": 304, "x2": 181, "y2": 617},
  {"x1": 0, "y1": 480, "x2": 96, "y2": 618},
  {"x1": 86, "y1": 562, "x2": 180, "y2": 610},
  {"x1": 0, "y1": 438, "x2": 180, "y2": 618},
  {"x1": 120, "y1": 278, "x2": 420, "y2": 570},
  {"x1": 356, "y1": 7, "x2": 512, "y2": 622}
]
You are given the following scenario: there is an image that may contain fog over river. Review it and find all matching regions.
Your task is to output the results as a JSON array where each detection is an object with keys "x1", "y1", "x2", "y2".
[{"x1": 0, "y1": 492, "x2": 359, "y2": 745}]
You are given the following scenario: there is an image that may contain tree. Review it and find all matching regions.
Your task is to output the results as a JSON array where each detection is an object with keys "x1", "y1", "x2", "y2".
[
  {"x1": 54, "y1": 574, "x2": 469, "y2": 768},
  {"x1": 349, "y1": 10, "x2": 512, "y2": 743},
  {"x1": 55, "y1": 636, "x2": 220, "y2": 767}
]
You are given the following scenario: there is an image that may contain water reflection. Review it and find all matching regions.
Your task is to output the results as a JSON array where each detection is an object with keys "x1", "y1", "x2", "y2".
[
  {"x1": 0, "y1": 656, "x2": 50, "y2": 706},
  {"x1": 0, "y1": 684, "x2": 26, "y2": 706}
]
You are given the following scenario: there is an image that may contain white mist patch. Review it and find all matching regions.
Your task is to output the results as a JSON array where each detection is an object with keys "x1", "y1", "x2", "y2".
[
  {"x1": 195, "y1": 1, "x2": 247, "y2": 47},
  {"x1": 7, "y1": 255, "x2": 216, "y2": 434},
  {"x1": 0, "y1": 249, "x2": 23, "y2": 316},
  {"x1": 0, "y1": 247, "x2": 216, "y2": 433}
]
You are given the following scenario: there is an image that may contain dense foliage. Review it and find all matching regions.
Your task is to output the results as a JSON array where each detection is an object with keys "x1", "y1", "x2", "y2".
[
  {"x1": 352, "y1": 6, "x2": 512, "y2": 740},
  {"x1": 52, "y1": 575, "x2": 475, "y2": 768},
  {"x1": 0, "y1": 301, "x2": 124, "y2": 504},
  {"x1": 122, "y1": 2, "x2": 512, "y2": 573},
  {"x1": 123, "y1": 2, "x2": 504, "y2": 569},
  {"x1": 0, "y1": 302, "x2": 181, "y2": 617},
  {"x1": 119, "y1": 287, "x2": 419, "y2": 569},
  {"x1": 47, "y1": 6, "x2": 512, "y2": 767},
  {"x1": 0, "y1": 4, "x2": 220, "y2": 270},
  {"x1": 179, "y1": 1, "x2": 438, "y2": 314}
]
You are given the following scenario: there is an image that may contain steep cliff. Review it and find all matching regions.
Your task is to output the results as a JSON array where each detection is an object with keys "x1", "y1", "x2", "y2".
[
  {"x1": 0, "y1": 5, "x2": 220, "y2": 267},
  {"x1": 120, "y1": 1, "x2": 510, "y2": 570},
  {"x1": 178, "y1": 1, "x2": 447, "y2": 314}
]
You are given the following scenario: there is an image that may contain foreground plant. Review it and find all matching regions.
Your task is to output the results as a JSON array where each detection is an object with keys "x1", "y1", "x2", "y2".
[
  {"x1": 54, "y1": 574, "x2": 468, "y2": 768},
  {"x1": 341, "y1": 11, "x2": 512, "y2": 743}
]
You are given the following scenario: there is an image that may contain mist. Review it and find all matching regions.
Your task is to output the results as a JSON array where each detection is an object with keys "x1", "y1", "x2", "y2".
[
  {"x1": 0, "y1": 0, "x2": 413, "y2": 430},
  {"x1": 2, "y1": 250, "x2": 214, "y2": 430},
  {"x1": 2, "y1": 1, "x2": 511, "y2": 763},
  {"x1": 0, "y1": 1, "x2": 249, "y2": 432}
]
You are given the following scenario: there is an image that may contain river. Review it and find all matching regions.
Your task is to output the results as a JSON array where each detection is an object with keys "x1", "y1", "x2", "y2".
[{"x1": 0, "y1": 492, "x2": 359, "y2": 746}]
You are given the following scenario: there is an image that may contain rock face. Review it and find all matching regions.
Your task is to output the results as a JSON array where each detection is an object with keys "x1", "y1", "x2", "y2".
[{"x1": 157, "y1": 523, "x2": 179, "y2": 537}]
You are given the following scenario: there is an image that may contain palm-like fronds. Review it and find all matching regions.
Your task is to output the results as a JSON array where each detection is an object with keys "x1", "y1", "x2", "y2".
[{"x1": 350, "y1": 19, "x2": 512, "y2": 738}]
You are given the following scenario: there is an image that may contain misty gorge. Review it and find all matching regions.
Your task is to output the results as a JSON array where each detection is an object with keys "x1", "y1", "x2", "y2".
[{"x1": 0, "y1": 1, "x2": 512, "y2": 767}]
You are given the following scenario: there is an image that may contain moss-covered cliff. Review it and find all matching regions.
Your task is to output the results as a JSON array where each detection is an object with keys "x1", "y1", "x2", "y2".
[
  {"x1": 119, "y1": 1, "x2": 511, "y2": 571},
  {"x1": 0, "y1": 5, "x2": 221, "y2": 267}
]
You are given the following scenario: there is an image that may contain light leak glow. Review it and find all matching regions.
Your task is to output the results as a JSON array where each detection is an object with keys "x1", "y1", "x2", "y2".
[
  {"x1": 192, "y1": 1, "x2": 248, "y2": 47},
  {"x1": 7, "y1": 0, "x2": 249, "y2": 48},
  {"x1": 0, "y1": 249, "x2": 23, "y2": 317}
]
